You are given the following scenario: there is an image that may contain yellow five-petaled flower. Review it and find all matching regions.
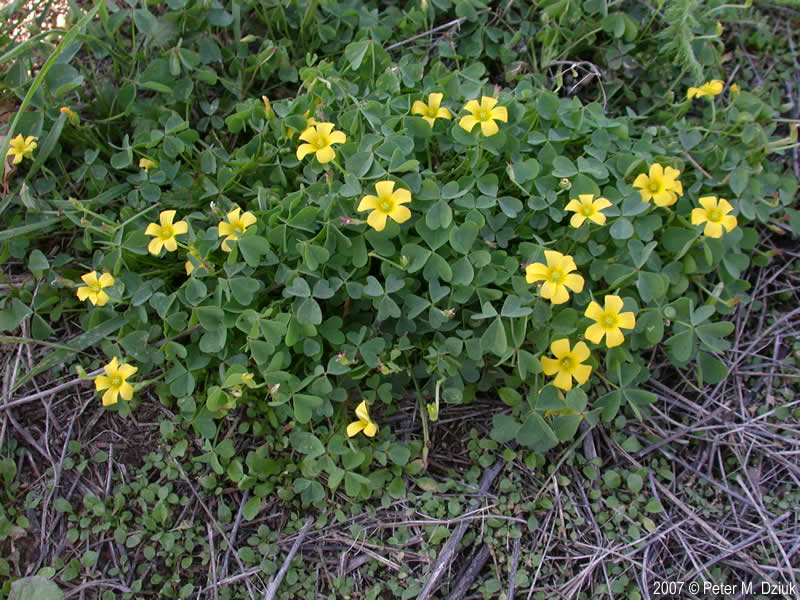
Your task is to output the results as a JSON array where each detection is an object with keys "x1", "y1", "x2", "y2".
[
  {"x1": 540, "y1": 339, "x2": 592, "y2": 391},
  {"x1": 525, "y1": 250, "x2": 585, "y2": 305},
  {"x1": 145, "y1": 210, "x2": 188, "y2": 255},
  {"x1": 94, "y1": 357, "x2": 138, "y2": 407},
  {"x1": 218, "y1": 206, "x2": 257, "y2": 252},
  {"x1": 411, "y1": 93, "x2": 452, "y2": 127},
  {"x1": 458, "y1": 96, "x2": 508, "y2": 137},
  {"x1": 6, "y1": 134, "x2": 37, "y2": 165},
  {"x1": 687, "y1": 79, "x2": 724, "y2": 100},
  {"x1": 346, "y1": 400, "x2": 378, "y2": 438},
  {"x1": 76, "y1": 271, "x2": 114, "y2": 306},
  {"x1": 357, "y1": 180, "x2": 412, "y2": 232},
  {"x1": 564, "y1": 194, "x2": 612, "y2": 228},
  {"x1": 691, "y1": 196, "x2": 738, "y2": 238},
  {"x1": 296, "y1": 122, "x2": 346, "y2": 164},
  {"x1": 633, "y1": 163, "x2": 683, "y2": 207},
  {"x1": 584, "y1": 295, "x2": 636, "y2": 348}
]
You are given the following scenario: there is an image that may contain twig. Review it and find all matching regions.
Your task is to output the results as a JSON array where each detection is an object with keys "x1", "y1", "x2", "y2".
[
  {"x1": 443, "y1": 544, "x2": 490, "y2": 600},
  {"x1": 263, "y1": 516, "x2": 314, "y2": 600},
  {"x1": 507, "y1": 535, "x2": 521, "y2": 600},
  {"x1": 416, "y1": 459, "x2": 503, "y2": 600}
]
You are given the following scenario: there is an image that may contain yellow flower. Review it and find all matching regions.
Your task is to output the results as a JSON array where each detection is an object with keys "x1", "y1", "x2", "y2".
[
  {"x1": 346, "y1": 400, "x2": 378, "y2": 438},
  {"x1": 687, "y1": 79, "x2": 724, "y2": 100},
  {"x1": 632, "y1": 163, "x2": 683, "y2": 207},
  {"x1": 94, "y1": 357, "x2": 138, "y2": 406},
  {"x1": 6, "y1": 134, "x2": 37, "y2": 165},
  {"x1": 76, "y1": 271, "x2": 114, "y2": 306},
  {"x1": 261, "y1": 96, "x2": 273, "y2": 118},
  {"x1": 691, "y1": 196, "x2": 738, "y2": 238},
  {"x1": 145, "y1": 210, "x2": 188, "y2": 255},
  {"x1": 584, "y1": 295, "x2": 636, "y2": 348},
  {"x1": 525, "y1": 250, "x2": 585, "y2": 305},
  {"x1": 730, "y1": 83, "x2": 740, "y2": 97},
  {"x1": 458, "y1": 96, "x2": 508, "y2": 137},
  {"x1": 139, "y1": 158, "x2": 156, "y2": 172},
  {"x1": 411, "y1": 93, "x2": 452, "y2": 127},
  {"x1": 357, "y1": 180, "x2": 412, "y2": 232},
  {"x1": 564, "y1": 194, "x2": 612, "y2": 228},
  {"x1": 59, "y1": 106, "x2": 79, "y2": 125},
  {"x1": 218, "y1": 206, "x2": 257, "y2": 252},
  {"x1": 185, "y1": 245, "x2": 202, "y2": 275},
  {"x1": 540, "y1": 339, "x2": 592, "y2": 391},
  {"x1": 296, "y1": 122, "x2": 346, "y2": 164}
]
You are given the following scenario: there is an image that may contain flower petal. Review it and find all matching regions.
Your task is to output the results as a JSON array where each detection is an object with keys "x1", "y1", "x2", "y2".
[
  {"x1": 463, "y1": 100, "x2": 481, "y2": 114},
  {"x1": 541, "y1": 356, "x2": 559, "y2": 376},
  {"x1": 240, "y1": 211, "x2": 257, "y2": 228},
  {"x1": 77, "y1": 287, "x2": 90, "y2": 301},
  {"x1": 589, "y1": 212, "x2": 606, "y2": 225},
  {"x1": 118, "y1": 363, "x2": 138, "y2": 378},
  {"x1": 594, "y1": 197, "x2": 612, "y2": 210},
  {"x1": 104, "y1": 357, "x2": 119, "y2": 376},
  {"x1": 367, "y1": 210, "x2": 388, "y2": 231},
  {"x1": 160, "y1": 210, "x2": 176, "y2": 226},
  {"x1": 296, "y1": 143, "x2": 315, "y2": 160},
  {"x1": 328, "y1": 130, "x2": 347, "y2": 145},
  {"x1": 172, "y1": 220, "x2": 189, "y2": 235},
  {"x1": 346, "y1": 420, "x2": 365, "y2": 438},
  {"x1": 411, "y1": 100, "x2": 428, "y2": 116},
  {"x1": 572, "y1": 364, "x2": 593, "y2": 385},
  {"x1": 459, "y1": 115, "x2": 478, "y2": 132},
  {"x1": 428, "y1": 93, "x2": 443, "y2": 109},
  {"x1": 569, "y1": 213, "x2": 585, "y2": 228},
  {"x1": 604, "y1": 295, "x2": 624, "y2": 314},
  {"x1": 584, "y1": 323, "x2": 605, "y2": 344},
  {"x1": 563, "y1": 273, "x2": 585, "y2": 293},
  {"x1": 605, "y1": 328, "x2": 625, "y2": 348},
  {"x1": 98, "y1": 273, "x2": 115, "y2": 288},
  {"x1": 375, "y1": 180, "x2": 396, "y2": 199},
  {"x1": 355, "y1": 401, "x2": 369, "y2": 421},
  {"x1": 358, "y1": 195, "x2": 379, "y2": 212},
  {"x1": 525, "y1": 263, "x2": 548, "y2": 283},
  {"x1": 691, "y1": 208, "x2": 706, "y2": 225},
  {"x1": 102, "y1": 388, "x2": 119, "y2": 406},
  {"x1": 584, "y1": 301, "x2": 604, "y2": 322},
  {"x1": 119, "y1": 382, "x2": 135, "y2": 401},
  {"x1": 145, "y1": 223, "x2": 161, "y2": 236},
  {"x1": 81, "y1": 272, "x2": 99, "y2": 286},
  {"x1": 298, "y1": 127, "x2": 317, "y2": 143},
  {"x1": 480, "y1": 119, "x2": 499, "y2": 137},
  {"x1": 553, "y1": 371, "x2": 573, "y2": 391},
  {"x1": 436, "y1": 107, "x2": 452, "y2": 120},
  {"x1": 315, "y1": 146, "x2": 335, "y2": 164},
  {"x1": 148, "y1": 238, "x2": 163, "y2": 255},
  {"x1": 95, "y1": 291, "x2": 110, "y2": 306},
  {"x1": 490, "y1": 106, "x2": 508, "y2": 122},
  {"x1": 698, "y1": 196, "x2": 718, "y2": 211},
  {"x1": 480, "y1": 96, "x2": 498, "y2": 110},
  {"x1": 704, "y1": 222, "x2": 723, "y2": 238},
  {"x1": 551, "y1": 338, "x2": 571, "y2": 358},
  {"x1": 393, "y1": 188, "x2": 412, "y2": 205},
  {"x1": 94, "y1": 375, "x2": 111, "y2": 391},
  {"x1": 163, "y1": 237, "x2": 178, "y2": 252},
  {"x1": 618, "y1": 312, "x2": 636, "y2": 329},
  {"x1": 316, "y1": 122, "x2": 334, "y2": 137},
  {"x1": 721, "y1": 215, "x2": 737, "y2": 232},
  {"x1": 389, "y1": 204, "x2": 411, "y2": 224},
  {"x1": 572, "y1": 341, "x2": 590, "y2": 362},
  {"x1": 564, "y1": 199, "x2": 582, "y2": 213},
  {"x1": 363, "y1": 422, "x2": 378, "y2": 437}
]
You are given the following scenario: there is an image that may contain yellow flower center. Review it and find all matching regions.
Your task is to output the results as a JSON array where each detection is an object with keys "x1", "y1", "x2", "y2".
[
  {"x1": 111, "y1": 376, "x2": 122, "y2": 388},
  {"x1": 89, "y1": 281, "x2": 102, "y2": 293},
  {"x1": 547, "y1": 268, "x2": 564, "y2": 284},
  {"x1": 158, "y1": 224, "x2": 174, "y2": 240},
  {"x1": 476, "y1": 107, "x2": 492, "y2": 122},
  {"x1": 602, "y1": 314, "x2": 618, "y2": 329},
  {"x1": 707, "y1": 208, "x2": 722, "y2": 222},
  {"x1": 379, "y1": 198, "x2": 395, "y2": 213},
  {"x1": 313, "y1": 133, "x2": 330, "y2": 150},
  {"x1": 230, "y1": 219, "x2": 247, "y2": 234},
  {"x1": 648, "y1": 180, "x2": 661, "y2": 193},
  {"x1": 581, "y1": 205, "x2": 595, "y2": 217},
  {"x1": 559, "y1": 356, "x2": 574, "y2": 370},
  {"x1": 427, "y1": 105, "x2": 439, "y2": 117}
]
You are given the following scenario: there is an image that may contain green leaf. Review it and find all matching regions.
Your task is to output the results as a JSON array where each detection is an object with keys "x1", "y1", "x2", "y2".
[
  {"x1": 344, "y1": 40, "x2": 370, "y2": 69},
  {"x1": 551, "y1": 156, "x2": 577, "y2": 178},
  {"x1": 449, "y1": 221, "x2": 480, "y2": 254},
  {"x1": 697, "y1": 351, "x2": 728, "y2": 385},
  {"x1": 44, "y1": 63, "x2": 83, "y2": 97},
  {"x1": 9, "y1": 576, "x2": 63, "y2": 600},
  {"x1": 481, "y1": 318, "x2": 508, "y2": 356},
  {"x1": 242, "y1": 496, "x2": 262, "y2": 521},
  {"x1": 491, "y1": 413, "x2": 521, "y2": 443},
  {"x1": 637, "y1": 272, "x2": 668, "y2": 303},
  {"x1": 627, "y1": 473, "x2": 643, "y2": 493},
  {"x1": 289, "y1": 430, "x2": 325, "y2": 458},
  {"x1": 0, "y1": 299, "x2": 32, "y2": 332},
  {"x1": 695, "y1": 321, "x2": 734, "y2": 352},
  {"x1": 297, "y1": 298, "x2": 322, "y2": 325},
  {"x1": 425, "y1": 200, "x2": 452, "y2": 230},
  {"x1": 517, "y1": 413, "x2": 559, "y2": 452},
  {"x1": 610, "y1": 217, "x2": 634, "y2": 240},
  {"x1": 133, "y1": 9, "x2": 159, "y2": 35},
  {"x1": 501, "y1": 295, "x2": 532, "y2": 318},
  {"x1": 237, "y1": 236, "x2": 268, "y2": 267},
  {"x1": 510, "y1": 158, "x2": 540, "y2": 183},
  {"x1": 229, "y1": 278, "x2": 260, "y2": 305},
  {"x1": 345, "y1": 151, "x2": 373, "y2": 178},
  {"x1": 196, "y1": 306, "x2": 224, "y2": 330}
]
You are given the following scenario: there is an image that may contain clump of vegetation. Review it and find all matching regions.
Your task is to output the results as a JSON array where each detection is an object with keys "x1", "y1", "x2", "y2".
[{"x1": 1, "y1": 0, "x2": 798, "y2": 597}]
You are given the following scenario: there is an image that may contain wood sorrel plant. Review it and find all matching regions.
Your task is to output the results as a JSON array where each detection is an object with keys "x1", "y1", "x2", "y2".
[{"x1": 1, "y1": 0, "x2": 795, "y2": 505}]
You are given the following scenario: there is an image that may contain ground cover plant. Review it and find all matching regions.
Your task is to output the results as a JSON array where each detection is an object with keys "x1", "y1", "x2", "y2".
[{"x1": 1, "y1": 0, "x2": 799, "y2": 598}]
